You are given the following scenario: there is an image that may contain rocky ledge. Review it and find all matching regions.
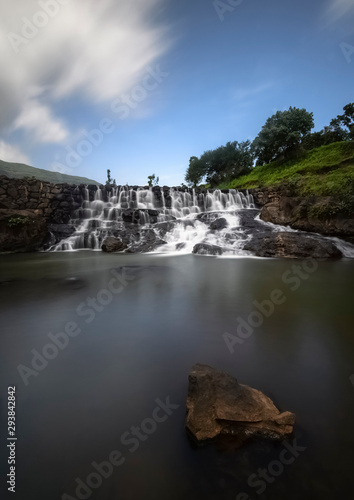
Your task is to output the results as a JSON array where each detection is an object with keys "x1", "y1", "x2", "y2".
[
  {"x1": 250, "y1": 185, "x2": 354, "y2": 244},
  {"x1": 186, "y1": 364, "x2": 295, "y2": 447},
  {"x1": 244, "y1": 231, "x2": 343, "y2": 259}
]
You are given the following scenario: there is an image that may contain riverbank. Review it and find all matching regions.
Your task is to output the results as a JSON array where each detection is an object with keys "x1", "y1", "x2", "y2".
[{"x1": 220, "y1": 142, "x2": 354, "y2": 243}]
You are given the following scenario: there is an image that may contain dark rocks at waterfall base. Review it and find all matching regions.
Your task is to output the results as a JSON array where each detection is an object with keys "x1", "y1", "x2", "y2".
[
  {"x1": 126, "y1": 239, "x2": 167, "y2": 254},
  {"x1": 102, "y1": 237, "x2": 128, "y2": 253},
  {"x1": 46, "y1": 224, "x2": 76, "y2": 247},
  {"x1": 210, "y1": 217, "x2": 228, "y2": 230},
  {"x1": 192, "y1": 243, "x2": 223, "y2": 256},
  {"x1": 237, "y1": 209, "x2": 274, "y2": 235},
  {"x1": 244, "y1": 231, "x2": 343, "y2": 259},
  {"x1": 186, "y1": 364, "x2": 295, "y2": 447}
]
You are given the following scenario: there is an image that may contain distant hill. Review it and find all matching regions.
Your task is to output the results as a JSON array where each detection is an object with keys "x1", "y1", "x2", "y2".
[{"x1": 0, "y1": 159, "x2": 100, "y2": 185}]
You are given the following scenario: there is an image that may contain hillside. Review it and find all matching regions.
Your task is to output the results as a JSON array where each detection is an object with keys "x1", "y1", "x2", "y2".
[
  {"x1": 0, "y1": 159, "x2": 100, "y2": 185},
  {"x1": 222, "y1": 141, "x2": 354, "y2": 199}
]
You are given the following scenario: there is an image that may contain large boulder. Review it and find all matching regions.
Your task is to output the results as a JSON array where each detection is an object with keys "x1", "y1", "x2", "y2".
[
  {"x1": 0, "y1": 210, "x2": 48, "y2": 252},
  {"x1": 102, "y1": 237, "x2": 128, "y2": 253},
  {"x1": 210, "y1": 217, "x2": 228, "y2": 230},
  {"x1": 193, "y1": 243, "x2": 223, "y2": 256},
  {"x1": 244, "y1": 231, "x2": 342, "y2": 259},
  {"x1": 186, "y1": 364, "x2": 295, "y2": 446}
]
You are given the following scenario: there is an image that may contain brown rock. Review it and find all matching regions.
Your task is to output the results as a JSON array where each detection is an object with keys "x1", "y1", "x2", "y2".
[
  {"x1": 244, "y1": 231, "x2": 342, "y2": 259},
  {"x1": 186, "y1": 364, "x2": 295, "y2": 445}
]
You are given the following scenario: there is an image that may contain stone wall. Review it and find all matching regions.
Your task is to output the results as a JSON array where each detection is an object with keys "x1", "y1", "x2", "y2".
[
  {"x1": 0, "y1": 176, "x2": 91, "y2": 224},
  {"x1": 0, "y1": 176, "x2": 93, "y2": 252}
]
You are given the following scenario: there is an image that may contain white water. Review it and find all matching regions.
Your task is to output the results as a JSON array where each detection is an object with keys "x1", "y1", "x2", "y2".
[{"x1": 50, "y1": 187, "x2": 255, "y2": 253}]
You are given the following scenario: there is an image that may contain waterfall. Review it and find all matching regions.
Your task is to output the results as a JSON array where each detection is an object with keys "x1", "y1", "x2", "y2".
[{"x1": 50, "y1": 186, "x2": 255, "y2": 254}]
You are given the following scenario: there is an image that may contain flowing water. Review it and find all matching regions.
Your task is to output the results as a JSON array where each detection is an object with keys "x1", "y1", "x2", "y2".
[
  {"x1": 0, "y1": 251, "x2": 353, "y2": 500},
  {"x1": 50, "y1": 187, "x2": 256, "y2": 254}
]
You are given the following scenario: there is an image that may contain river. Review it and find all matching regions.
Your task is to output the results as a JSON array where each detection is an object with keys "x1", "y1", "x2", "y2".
[{"x1": 0, "y1": 251, "x2": 353, "y2": 499}]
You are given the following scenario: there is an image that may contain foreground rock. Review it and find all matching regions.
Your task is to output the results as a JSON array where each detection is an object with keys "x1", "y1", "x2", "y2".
[
  {"x1": 0, "y1": 210, "x2": 48, "y2": 252},
  {"x1": 186, "y1": 364, "x2": 295, "y2": 446},
  {"x1": 244, "y1": 231, "x2": 342, "y2": 259}
]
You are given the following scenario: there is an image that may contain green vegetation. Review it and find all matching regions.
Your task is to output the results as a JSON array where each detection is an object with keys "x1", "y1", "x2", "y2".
[
  {"x1": 185, "y1": 103, "x2": 354, "y2": 190},
  {"x1": 0, "y1": 159, "x2": 100, "y2": 185},
  {"x1": 220, "y1": 141, "x2": 354, "y2": 198},
  {"x1": 106, "y1": 169, "x2": 116, "y2": 186},
  {"x1": 252, "y1": 107, "x2": 314, "y2": 165},
  {"x1": 185, "y1": 141, "x2": 253, "y2": 187},
  {"x1": 7, "y1": 216, "x2": 31, "y2": 228},
  {"x1": 147, "y1": 174, "x2": 159, "y2": 187}
]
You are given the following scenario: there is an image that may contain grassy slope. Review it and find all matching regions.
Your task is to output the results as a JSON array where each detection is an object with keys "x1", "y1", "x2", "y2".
[
  {"x1": 0, "y1": 159, "x2": 100, "y2": 185},
  {"x1": 221, "y1": 142, "x2": 354, "y2": 198}
]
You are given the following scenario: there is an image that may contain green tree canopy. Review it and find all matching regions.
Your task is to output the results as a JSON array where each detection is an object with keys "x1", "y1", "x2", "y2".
[
  {"x1": 185, "y1": 141, "x2": 254, "y2": 187},
  {"x1": 330, "y1": 103, "x2": 354, "y2": 140},
  {"x1": 252, "y1": 107, "x2": 314, "y2": 165}
]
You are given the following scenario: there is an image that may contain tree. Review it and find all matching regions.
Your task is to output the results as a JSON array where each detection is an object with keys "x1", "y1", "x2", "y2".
[
  {"x1": 252, "y1": 107, "x2": 314, "y2": 165},
  {"x1": 147, "y1": 174, "x2": 159, "y2": 187},
  {"x1": 185, "y1": 141, "x2": 254, "y2": 188},
  {"x1": 106, "y1": 169, "x2": 116, "y2": 186},
  {"x1": 185, "y1": 156, "x2": 208, "y2": 187},
  {"x1": 302, "y1": 126, "x2": 347, "y2": 150},
  {"x1": 330, "y1": 103, "x2": 354, "y2": 140},
  {"x1": 204, "y1": 141, "x2": 254, "y2": 186}
]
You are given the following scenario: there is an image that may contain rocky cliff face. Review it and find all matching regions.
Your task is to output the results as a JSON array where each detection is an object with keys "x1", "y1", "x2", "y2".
[{"x1": 250, "y1": 185, "x2": 354, "y2": 244}]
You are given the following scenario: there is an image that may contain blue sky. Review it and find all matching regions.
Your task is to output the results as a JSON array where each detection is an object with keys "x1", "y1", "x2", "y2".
[{"x1": 0, "y1": 0, "x2": 353, "y2": 185}]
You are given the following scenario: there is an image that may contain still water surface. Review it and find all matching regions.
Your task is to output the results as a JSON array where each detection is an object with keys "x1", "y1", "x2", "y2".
[{"x1": 0, "y1": 252, "x2": 353, "y2": 499}]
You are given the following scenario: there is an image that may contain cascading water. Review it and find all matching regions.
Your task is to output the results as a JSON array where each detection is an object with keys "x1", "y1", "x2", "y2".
[{"x1": 50, "y1": 186, "x2": 256, "y2": 255}]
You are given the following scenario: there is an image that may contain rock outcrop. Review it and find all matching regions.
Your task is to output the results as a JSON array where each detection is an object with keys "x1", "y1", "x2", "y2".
[
  {"x1": 0, "y1": 210, "x2": 48, "y2": 252},
  {"x1": 244, "y1": 231, "x2": 343, "y2": 259},
  {"x1": 250, "y1": 185, "x2": 354, "y2": 244},
  {"x1": 186, "y1": 364, "x2": 295, "y2": 446}
]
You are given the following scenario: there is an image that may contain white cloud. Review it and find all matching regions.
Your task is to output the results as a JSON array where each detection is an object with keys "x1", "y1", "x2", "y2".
[
  {"x1": 0, "y1": 0, "x2": 170, "y2": 143},
  {"x1": 13, "y1": 98, "x2": 68, "y2": 143},
  {"x1": 0, "y1": 140, "x2": 30, "y2": 164},
  {"x1": 323, "y1": 0, "x2": 354, "y2": 26}
]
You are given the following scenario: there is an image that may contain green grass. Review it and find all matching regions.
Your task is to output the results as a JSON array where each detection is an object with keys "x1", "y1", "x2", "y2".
[
  {"x1": 220, "y1": 141, "x2": 354, "y2": 198},
  {"x1": 0, "y1": 159, "x2": 100, "y2": 185}
]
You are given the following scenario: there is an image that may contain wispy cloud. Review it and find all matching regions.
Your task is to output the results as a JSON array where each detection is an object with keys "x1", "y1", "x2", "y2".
[
  {"x1": 232, "y1": 82, "x2": 275, "y2": 102},
  {"x1": 0, "y1": 0, "x2": 170, "y2": 146},
  {"x1": 322, "y1": 0, "x2": 354, "y2": 27},
  {"x1": 0, "y1": 140, "x2": 30, "y2": 164}
]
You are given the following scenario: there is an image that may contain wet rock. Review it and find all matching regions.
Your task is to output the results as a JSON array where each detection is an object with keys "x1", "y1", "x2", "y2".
[
  {"x1": 44, "y1": 224, "x2": 76, "y2": 247},
  {"x1": 126, "y1": 238, "x2": 167, "y2": 253},
  {"x1": 155, "y1": 221, "x2": 177, "y2": 236},
  {"x1": 122, "y1": 209, "x2": 160, "y2": 224},
  {"x1": 192, "y1": 243, "x2": 223, "y2": 256},
  {"x1": 186, "y1": 364, "x2": 295, "y2": 446},
  {"x1": 210, "y1": 217, "x2": 228, "y2": 230},
  {"x1": 102, "y1": 237, "x2": 128, "y2": 253},
  {"x1": 244, "y1": 231, "x2": 342, "y2": 259},
  {"x1": 237, "y1": 209, "x2": 273, "y2": 235}
]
